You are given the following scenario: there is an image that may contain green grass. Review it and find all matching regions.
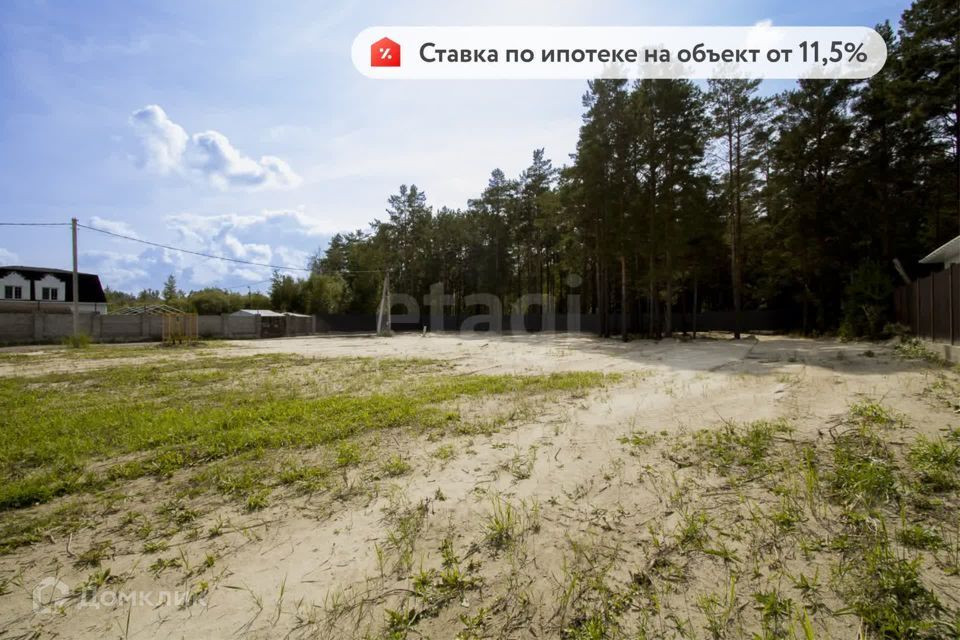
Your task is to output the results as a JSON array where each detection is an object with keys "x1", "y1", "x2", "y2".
[
  {"x1": 894, "y1": 338, "x2": 950, "y2": 367},
  {"x1": 617, "y1": 430, "x2": 656, "y2": 453},
  {"x1": 380, "y1": 455, "x2": 411, "y2": 477},
  {"x1": 485, "y1": 495, "x2": 520, "y2": 549},
  {"x1": 829, "y1": 428, "x2": 898, "y2": 509},
  {"x1": 908, "y1": 436, "x2": 960, "y2": 493},
  {"x1": 0, "y1": 352, "x2": 613, "y2": 552},
  {"x1": 844, "y1": 536, "x2": 942, "y2": 638},
  {"x1": 61, "y1": 334, "x2": 92, "y2": 349},
  {"x1": 693, "y1": 419, "x2": 793, "y2": 475},
  {"x1": 896, "y1": 524, "x2": 943, "y2": 550},
  {"x1": 828, "y1": 404, "x2": 901, "y2": 509}
]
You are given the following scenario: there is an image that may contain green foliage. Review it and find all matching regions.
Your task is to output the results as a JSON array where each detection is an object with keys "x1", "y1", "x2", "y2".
[
  {"x1": 287, "y1": 0, "x2": 957, "y2": 335},
  {"x1": 895, "y1": 338, "x2": 949, "y2": 366},
  {"x1": 62, "y1": 333, "x2": 91, "y2": 349},
  {"x1": 380, "y1": 455, "x2": 411, "y2": 477},
  {"x1": 0, "y1": 353, "x2": 610, "y2": 514},
  {"x1": 830, "y1": 434, "x2": 898, "y2": 509},
  {"x1": 484, "y1": 495, "x2": 519, "y2": 549},
  {"x1": 896, "y1": 524, "x2": 943, "y2": 550},
  {"x1": 846, "y1": 538, "x2": 942, "y2": 639},
  {"x1": 839, "y1": 261, "x2": 894, "y2": 340},
  {"x1": 186, "y1": 288, "x2": 243, "y2": 315},
  {"x1": 694, "y1": 419, "x2": 793, "y2": 474},
  {"x1": 908, "y1": 436, "x2": 960, "y2": 492},
  {"x1": 162, "y1": 274, "x2": 181, "y2": 301},
  {"x1": 270, "y1": 271, "x2": 351, "y2": 314}
]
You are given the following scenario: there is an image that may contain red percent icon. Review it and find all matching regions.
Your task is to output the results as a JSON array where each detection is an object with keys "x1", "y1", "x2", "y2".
[{"x1": 371, "y1": 37, "x2": 401, "y2": 67}]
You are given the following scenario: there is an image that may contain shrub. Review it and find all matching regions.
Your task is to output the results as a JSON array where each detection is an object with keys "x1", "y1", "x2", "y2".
[
  {"x1": 839, "y1": 261, "x2": 893, "y2": 340},
  {"x1": 62, "y1": 333, "x2": 91, "y2": 349}
]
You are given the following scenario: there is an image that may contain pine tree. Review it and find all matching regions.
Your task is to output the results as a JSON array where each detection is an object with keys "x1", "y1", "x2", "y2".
[
  {"x1": 707, "y1": 79, "x2": 769, "y2": 339},
  {"x1": 162, "y1": 274, "x2": 179, "y2": 302}
]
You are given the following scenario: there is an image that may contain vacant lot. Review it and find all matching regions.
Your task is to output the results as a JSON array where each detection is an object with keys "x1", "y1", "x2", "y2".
[{"x1": 0, "y1": 334, "x2": 958, "y2": 639}]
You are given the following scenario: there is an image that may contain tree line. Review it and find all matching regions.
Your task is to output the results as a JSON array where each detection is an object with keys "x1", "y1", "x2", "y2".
[
  {"x1": 106, "y1": 272, "x2": 351, "y2": 315},
  {"x1": 109, "y1": 0, "x2": 956, "y2": 336},
  {"x1": 105, "y1": 275, "x2": 272, "y2": 315},
  {"x1": 306, "y1": 0, "x2": 957, "y2": 339}
]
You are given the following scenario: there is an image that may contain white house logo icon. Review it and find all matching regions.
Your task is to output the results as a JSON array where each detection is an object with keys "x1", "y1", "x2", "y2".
[{"x1": 33, "y1": 577, "x2": 70, "y2": 614}]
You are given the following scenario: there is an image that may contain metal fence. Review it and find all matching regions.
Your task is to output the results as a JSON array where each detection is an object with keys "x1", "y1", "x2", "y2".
[{"x1": 894, "y1": 264, "x2": 959, "y2": 346}]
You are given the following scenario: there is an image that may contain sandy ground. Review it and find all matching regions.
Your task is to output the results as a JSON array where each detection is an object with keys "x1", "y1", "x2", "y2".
[{"x1": 0, "y1": 333, "x2": 956, "y2": 639}]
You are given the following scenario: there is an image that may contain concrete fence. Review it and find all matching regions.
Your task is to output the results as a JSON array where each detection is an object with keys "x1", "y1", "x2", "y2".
[{"x1": 0, "y1": 312, "x2": 315, "y2": 344}]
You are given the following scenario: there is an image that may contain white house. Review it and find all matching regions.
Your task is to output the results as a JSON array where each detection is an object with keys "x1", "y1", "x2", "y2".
[
  {"x1": 0, "y1": 266, "x2": 108, "y2": 313},
  {"x1": 920, "y1": 235, "x2": 960, "y2": 270}
]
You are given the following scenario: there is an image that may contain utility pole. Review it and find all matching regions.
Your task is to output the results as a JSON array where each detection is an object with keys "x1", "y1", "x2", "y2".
[{"x1": 71, "y1": 217, "x2": 79, "y2": 337}]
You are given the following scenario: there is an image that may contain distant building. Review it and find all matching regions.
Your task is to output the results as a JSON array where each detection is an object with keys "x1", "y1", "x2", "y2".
[
  {"x1": 230, "y1": 309, "x2": 286, "y2": 317},
  {"x1": 0, "y1": 266, "x2": 108, "y2": 313},
  {"x1": 230, "y1": 309, "x2": 313, "y2": 338},
  {"x1": 920, "y1": 235, "x2": 960, "y2": 270}
]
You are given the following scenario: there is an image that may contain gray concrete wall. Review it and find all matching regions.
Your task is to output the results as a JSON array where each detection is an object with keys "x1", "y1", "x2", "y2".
[
  {"x1": 101, "y1": 316, "x2": 141, "y2": 340},
  {"x1": 924, "y1": 340, "x2": 960, "y2": 364},
  {"x1": 0, "y1": 312, "x2": 308, "y2": 344},
  {"x1": 197, "y1": 315, "x2": 222, "y2": 337},
  {"x1": 0, "y1": 313, "x2": 34, "y2": 341}
]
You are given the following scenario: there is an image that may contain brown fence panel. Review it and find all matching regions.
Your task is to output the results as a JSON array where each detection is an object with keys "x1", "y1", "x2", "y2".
[
  {"x1": 895, "y1": 266, "x2": 959, "y2": 346},
  {"x1": 908, "y1": 281, "x2": 919, "y2": 334},
  {"x1": 917, "y1": 274, "x2": 932, "y2": 339},
  {"x1": 933, "y1": 270, "x2": 952, "y2": 343},
  {"x1": 952, "y1": 264, "x2": 959, "y2": 345}
]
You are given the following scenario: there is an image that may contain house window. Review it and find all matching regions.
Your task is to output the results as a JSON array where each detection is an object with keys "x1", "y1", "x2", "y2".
[
  {"x1": 41, "y1": 287, "x2": 59, "y2": 301},
  {"x1": 4, "y1": 286, "x2": 22, "y2": 300}
]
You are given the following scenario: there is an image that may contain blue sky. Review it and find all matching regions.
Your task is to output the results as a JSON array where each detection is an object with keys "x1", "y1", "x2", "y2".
[{"x1": 0, "y1": 0, "x2": 911, "y2": 294}]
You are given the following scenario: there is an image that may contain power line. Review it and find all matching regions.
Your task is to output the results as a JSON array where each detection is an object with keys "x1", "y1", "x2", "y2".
[
  {"x1": 3, "y1": 219, "x2": 383, "y2": 277},
  {"x1": 77, "y1": 223, "x2": 312, "y2": 272},
  {"x1": 220, "y1": 278, "x2": 274, "y2": 290},
  {"x1": 0, "y1": 222, "x2": 71, "y2": 227}
]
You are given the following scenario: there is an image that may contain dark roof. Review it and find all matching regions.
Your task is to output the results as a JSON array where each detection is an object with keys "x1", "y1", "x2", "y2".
[{"x1": 0, "y1": 266, "x2": 107, "y2": 303}]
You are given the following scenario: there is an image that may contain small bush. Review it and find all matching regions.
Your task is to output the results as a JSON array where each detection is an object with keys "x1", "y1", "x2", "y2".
[
  {"x1": 839, "y1": 261, "x2": 893, "y2": 340},
  {"x1": 896, "y1": 524, "x2": 942, "y2": 550},
  {"x1": 895, "y1": 338, "x2": 948, "y2": 366},
  {"x1": 335, "y1": 441, "x2": 362, "y2": 468},
  {"x1": 908, "y1": 436, "x2": 960, "y2": 493},
  {"x1": 62, "y1": 333, "x2": 91, "y2": 349},
  {"x1": 380, "y1": 455, "x2": 411, "y2": 477}
]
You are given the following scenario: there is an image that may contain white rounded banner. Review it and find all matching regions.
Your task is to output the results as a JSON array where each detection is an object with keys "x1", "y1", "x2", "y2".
[{"x1": 352, "y1": 26, "x2": 887, "y2": 80}]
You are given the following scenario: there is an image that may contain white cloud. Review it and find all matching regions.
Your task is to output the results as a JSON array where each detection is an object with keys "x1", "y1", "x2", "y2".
[
  {"x1": 166, "y1": 209, "x2": 333, "y2": 239},
  {"x1": 81, "y1": 250, "x2": 150, "y2": 287},
  {"x1": 130, "y1": 105, "x2": 301, "y2": 190},
  {"x1": 89, "y1": 216, "x2": 140, "y2": 238},
  {"x1": 190, "y1": 131, "x2": 302, "y2": 190},
  {"x1": 130, "y1": 105, "x2": 187, "y2": 174},
  {"x1": 0, "y1": 248, "x2": 21, "y2": 264},
  {"x1": 79, "y1": 207, "x2": 330, "y2": 293}
]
